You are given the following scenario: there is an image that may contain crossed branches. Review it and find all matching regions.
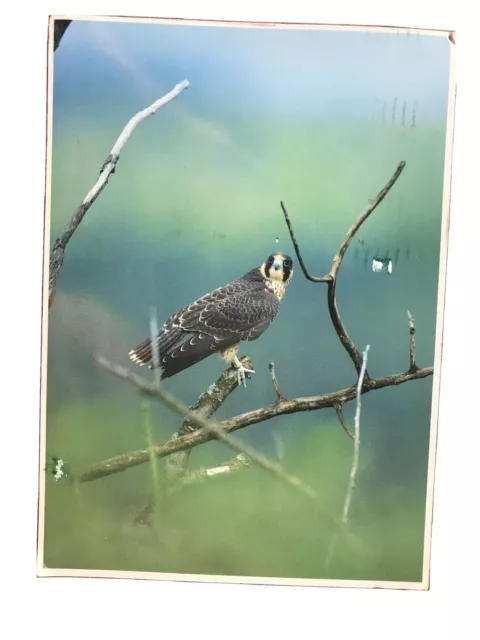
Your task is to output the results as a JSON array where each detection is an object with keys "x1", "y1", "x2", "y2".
[
  {"x1": 45, "y1": 75, "x2": 433, "y2": 548},
  {"x1": 83, "y1": 162, "x2": 432, "y2": 547}
]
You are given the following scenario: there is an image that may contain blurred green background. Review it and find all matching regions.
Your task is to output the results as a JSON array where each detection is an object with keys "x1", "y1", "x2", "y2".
[{"x1": 44, "y1": 20, "x2": 450, "y2": 582}]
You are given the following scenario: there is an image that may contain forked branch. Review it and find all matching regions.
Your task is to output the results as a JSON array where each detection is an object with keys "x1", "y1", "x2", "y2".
[
  {"x1": 93, "y1": 356, "x2": 345, "y2": 536},
  {"x1": 281, "y1": 161, "x2": 406, "y2": 376}
]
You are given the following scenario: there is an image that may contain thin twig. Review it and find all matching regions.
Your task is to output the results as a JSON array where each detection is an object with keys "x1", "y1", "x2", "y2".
[
  {"x1": 407, "y1": 310, "x2": 418, "y2": 373},
  {"x1": 334, "y1": 403, "x2": 354, "y2": 440},
  {"x1": 328, "y1": 163, "x2": 406, "y2": 281},
  {"x1": 48, "y1": 80, "x2": 190, "y2": 309},
  {"x1": 94, "y1": 357, "x2": 344, "y2": 535},
  {"x1": 279, "y1": 202, "x2": 329, "y2": 283},
  {"x1": 269, "y1": 360, "x2": 286, "y2": 402},
  {"x1": 325, "y1": 345, "x2": 370, "y2": 570},
  {"x1": 342, "y1": 345, "x2": 370, "y2": 524},
  {"x1": 150, "y1": 307, "x2": 161, "y2": 387},
  {"x1": 281, "y1": 161, "x2": 406, "y2": 377},
  {"x1": 81, "y1": 357, "x2": 433, "y2": 483}
]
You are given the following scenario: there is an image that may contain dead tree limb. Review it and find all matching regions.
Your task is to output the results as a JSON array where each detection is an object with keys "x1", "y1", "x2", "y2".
[
  {"x1": 165, "y1": 355, "x2": 253, "y2": 482},
  {"x1": 68, "y1": 157, "x2": 430, "y2": 538},
  {"x1": 48, "y1": 80, "x2": 189, "y2": 309},
  {"x1": 93, "y1": 358, "x2": 346, "y2": 536},
  {"x1": 136, "y1": 355, "x2": 253, "y2": 524},
  {"x1": 281, "y1": 160, "x2": 406, "y2": 377},
  {"x1": 79, "y1": 357, "x2": 432, "y2": 483}
]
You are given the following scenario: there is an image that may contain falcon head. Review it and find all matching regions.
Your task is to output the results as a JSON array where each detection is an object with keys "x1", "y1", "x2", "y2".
[{"x1": 261, "y1": 252, "x2": 294, "y2": 285}]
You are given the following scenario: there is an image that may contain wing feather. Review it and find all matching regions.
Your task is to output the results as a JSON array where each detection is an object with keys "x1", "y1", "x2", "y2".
[
  {"x1": 129, "y1": 270, "x2": 280, "y2": 371},
  {"x1": 179, "y1": 279, "x2": 280, "y2": 342}
]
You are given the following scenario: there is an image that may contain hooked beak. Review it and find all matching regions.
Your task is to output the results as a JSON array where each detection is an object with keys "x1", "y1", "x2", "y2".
[{"x1": 272, "y1": 259, "x2": 283, "y2": 271}]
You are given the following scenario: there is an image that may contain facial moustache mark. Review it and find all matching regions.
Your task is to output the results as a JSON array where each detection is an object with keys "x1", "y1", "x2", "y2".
[{"x1": 282, "y1": 264, "x2": 292, "y2": 282}]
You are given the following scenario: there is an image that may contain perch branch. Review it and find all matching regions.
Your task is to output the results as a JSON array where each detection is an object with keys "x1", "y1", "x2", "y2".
[
  {"x1": 165, "y1": 355, "x2": 253, "y2": 483},
  {"x1": 342, "y1": 345, "x2": 370, "y2": 524},
  {"x1": 93, "y1": 357, "x2": 345, "y2": 534},
  {"x1": 80, "y1": 357, "x2": 432, "y2": 483},
  {"x1": 136, "y1": 355, "x2": 252, "y2": 524},
  {"x1": 407, "y1": 310, "x2": 419, "y2": 373},
  {"x1": 48, "y1": 80, "x2": 190, "y2": 309},
  {"x1": 281, "y1": 161, "x2": 406, "y2": 377}
]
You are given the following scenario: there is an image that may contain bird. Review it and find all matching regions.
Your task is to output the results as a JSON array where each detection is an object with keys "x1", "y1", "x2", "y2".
[{"x1": 128, "y1": 252, "x2": 294, "y2": 387}]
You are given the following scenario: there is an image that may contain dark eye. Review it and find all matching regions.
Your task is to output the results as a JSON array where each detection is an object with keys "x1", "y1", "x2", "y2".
[
  {"x1": 283, "y1": 259, "x2": 292, "y2": 268},
  {"x1": 267, "y1": 256, "x2": 275, "y2": 266}
]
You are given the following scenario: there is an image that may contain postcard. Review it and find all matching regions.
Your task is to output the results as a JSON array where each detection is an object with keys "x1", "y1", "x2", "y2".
[{"x1": 38, "y1": 15, "x2": 456, "y2": 589}]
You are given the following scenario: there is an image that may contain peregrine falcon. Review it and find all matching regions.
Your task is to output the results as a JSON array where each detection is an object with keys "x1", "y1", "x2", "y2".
[{"x1": 128, "y1": 252, "x2": 293, "y2": 387}]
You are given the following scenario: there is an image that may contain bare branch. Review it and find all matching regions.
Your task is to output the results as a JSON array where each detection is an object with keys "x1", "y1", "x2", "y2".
[
  {"x1": 48, "y1": 80, "x2": 190, "y2": 309},
  {"x1": 165, "y1": 356, "x2": 253, "y2": 483},
  {"x1": 325, "y1": 345, "x2": 370, "y2": 570},
  {"x1": 342, "y1": 345, "x2": 370, "y2": 524},
  {"x1": 93, "y1": 356, "x2": 346, "y2": 535},
  {"x1": 407, "y1": 310, "x2": 419, "y2": 373},
  {"x1": 279, "y1": 202, "x2": 329, "y2": 283},
  {"x1": 281, "y1": 161, "x2": 406, "y2": 376},
  {"x1": 150, "y1": 307, "x2": 162, "y2": 387},
  {"x1": 269, "y1": 360, "x2": 286, "y2": 402},
  {"x1": 137, "y1": 355, "x2": 253, "y2": 522},
  {"x1": 328, "y1": 163, "x2": 406, "y2": 281},
  {"x1": 334, "y1": 403, "x2": 354, "y2": 440},
  {"x1": 80, "y1": 357, "x2": 433, "y2": 483},
  {"x1": 326, "y1": 276, "x2": 366, "y2": 378}
]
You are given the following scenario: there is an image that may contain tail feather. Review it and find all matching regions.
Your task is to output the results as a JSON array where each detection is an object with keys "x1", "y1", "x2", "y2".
[
  {"x1": 128, "y1": 326, "x2": 183, "y2": 367},
  {"x1": 128, "y1": 337, "x2": 152, "y2": 367}
]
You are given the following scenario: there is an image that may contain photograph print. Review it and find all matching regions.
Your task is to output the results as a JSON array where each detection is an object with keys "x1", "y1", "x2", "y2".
[{"x1": 38, "y1": 15, "x2": 456, "y2": 589}]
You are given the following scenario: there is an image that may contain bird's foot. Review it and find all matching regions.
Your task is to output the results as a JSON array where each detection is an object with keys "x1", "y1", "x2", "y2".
[{"x1": 233, "y1": 357, "x2": 255, "y2": 388}]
